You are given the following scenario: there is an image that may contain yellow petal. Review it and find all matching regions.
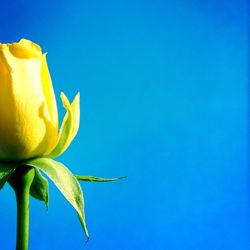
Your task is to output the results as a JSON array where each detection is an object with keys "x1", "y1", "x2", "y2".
[
  {"x1": 8, "y1": 38, "x2": 42, "y2": 58},
  {"x1": 71, "y1": 92, "x2": 80, "y2": 139},
  {"x1": 47, "y1": 92, "x2": 80, "y2": 158},
  {"x1": 41, "y1": 53, "x2": 58, "y2": 134},
  {"x1": 0, "y1": 40, "x2": 58, "y2": 161}
]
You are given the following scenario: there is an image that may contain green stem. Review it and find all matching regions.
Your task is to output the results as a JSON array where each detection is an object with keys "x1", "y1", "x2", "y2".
[{"x1": 11, "y1": 166, "x2": 35, "y2": 250}]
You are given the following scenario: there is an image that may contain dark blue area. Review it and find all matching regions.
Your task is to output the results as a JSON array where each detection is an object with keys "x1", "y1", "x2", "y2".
[{"x1": 0, "y1": 0, "x2": 248, "y2": 249}]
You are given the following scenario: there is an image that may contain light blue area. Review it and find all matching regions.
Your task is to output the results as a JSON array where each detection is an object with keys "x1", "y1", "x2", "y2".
[{"x1": 0, "y1": 0, "x2": 248, "y2": 249}]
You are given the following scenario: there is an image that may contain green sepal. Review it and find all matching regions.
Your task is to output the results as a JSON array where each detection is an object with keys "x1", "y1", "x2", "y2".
[
  {"x1": 24, "y1": 157, "x2": 89, "y2": 239},
  {"x1": 0, "y1": 162, "x2": 17, "y2": 190},
  {"x1": 30, "y1": 168, "x2": 49, "y2": 210},
  {"x1": 75, "y1": 175, "x2": 126, "y2": 182}
]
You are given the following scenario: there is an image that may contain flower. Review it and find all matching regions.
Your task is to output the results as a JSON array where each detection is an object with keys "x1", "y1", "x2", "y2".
[
  {"x1": 0, "y1": 39, "x2": 79, "y2": 161},
  {"x1": 0, "y1": 38, "x2": 123, "y2": 242}
]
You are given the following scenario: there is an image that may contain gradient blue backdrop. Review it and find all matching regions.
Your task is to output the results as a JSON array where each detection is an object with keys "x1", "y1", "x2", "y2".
[{"x1": 0, "y1": 0, "x2": 248, "y2": 249}]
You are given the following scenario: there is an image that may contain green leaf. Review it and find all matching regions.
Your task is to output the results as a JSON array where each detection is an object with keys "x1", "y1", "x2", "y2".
[
  {"x1": 0, "y1": 163, "x2": 17, "y2": 190},
  {"x1": 75, "y1": 175, "x2": 126, "y2": 182},
  {"x1": 30, "y1": 169, "x2": 49, "y2": 210},
  {"x1": 24, "y1": 157, "x2": 89, "y2": 238}
]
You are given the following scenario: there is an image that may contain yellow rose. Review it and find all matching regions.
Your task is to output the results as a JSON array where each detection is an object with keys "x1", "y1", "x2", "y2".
[
  {"x1": 0, "y1": 39, "x2": 79, "y2": 161},
  {"x1": 0, "y1": 38, "x2": 123, "y2": 242}
]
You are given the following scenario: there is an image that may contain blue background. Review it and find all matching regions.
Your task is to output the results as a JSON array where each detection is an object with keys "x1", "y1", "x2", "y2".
[{"x1": 0, "y1": 0, "x2": 248, "y2": 249}]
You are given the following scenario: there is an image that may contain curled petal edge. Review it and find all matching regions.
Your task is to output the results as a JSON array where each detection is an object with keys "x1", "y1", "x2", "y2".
[{"x1": 47, "y1": 92, "x2": 80, "y2": 158}]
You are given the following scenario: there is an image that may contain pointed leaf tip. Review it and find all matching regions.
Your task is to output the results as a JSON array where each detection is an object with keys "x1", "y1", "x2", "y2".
[
  {"x1": 75, "y1": 175, "x2": 127, "y2": 182},
  {"x1": 30, "y1": 168, "x2": 49, "y2": 209},
  {"x1": 0, "y1": 163, "x2": 17, "y2": 190}
]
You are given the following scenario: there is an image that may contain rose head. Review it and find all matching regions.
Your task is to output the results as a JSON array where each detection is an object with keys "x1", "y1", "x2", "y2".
[
  {"x1": 0, "y1": 38, "x2": 123, "y2": 243},
  {"x1": 0, "y1": 39, "x2": 79, "y2": 161}
]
